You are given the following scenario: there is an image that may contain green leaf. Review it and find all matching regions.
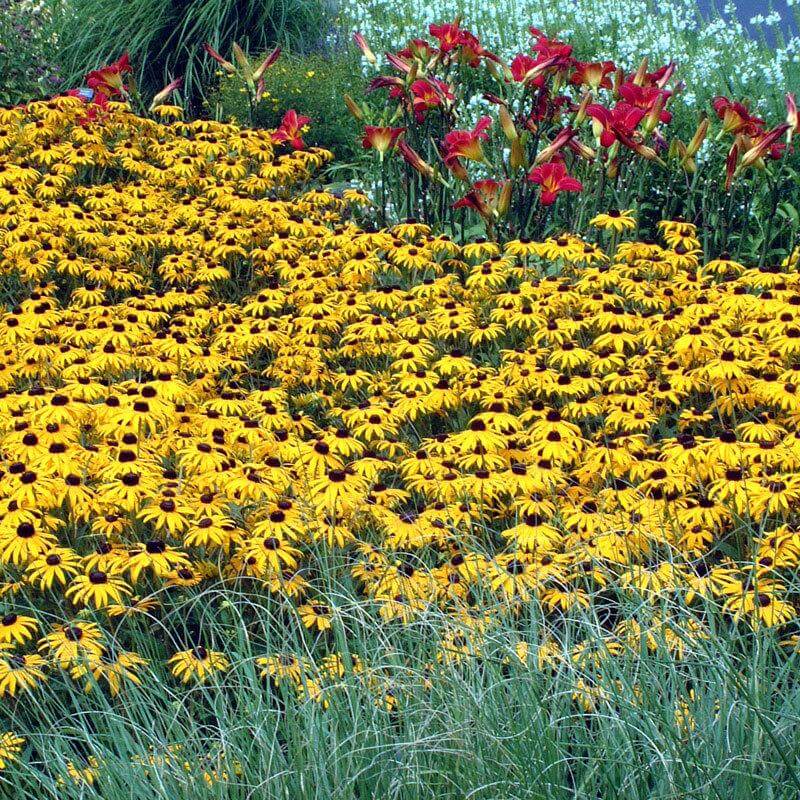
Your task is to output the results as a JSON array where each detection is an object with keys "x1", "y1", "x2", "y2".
[{"x1": 777, "y1": 202, "x2": 800, "y2": 226}]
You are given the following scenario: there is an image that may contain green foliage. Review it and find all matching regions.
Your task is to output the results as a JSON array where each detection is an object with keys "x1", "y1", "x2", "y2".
[
  {"x1": 56, "y1": 0, "x2": 335, "y2": 106},
  {"x1": 216, "y1": 48, "x2": 366, "y2": 161},
  {"x1": 5, "y1": 588, "x2": 800, "y2": 798},
  {"x1": 0, "y1": 0, "x2": 65, "y2": 106}
]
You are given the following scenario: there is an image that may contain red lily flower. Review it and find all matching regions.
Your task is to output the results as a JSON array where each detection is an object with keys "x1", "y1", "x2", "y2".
[
  {"x1": 510, "y1": 53, "x2": 562, "y2": 88},
  {"x1": 740, "y1": 123, "x2": 791, "y2": 169},
  {"x1": 530, "y1": 29, "x2": 574, "y2": 62},
  {"x1": 86, "y1": 53, "x2": 131, "y2": 97},
  {"x1": 398, "y1": 38, "x2": 438, "y2": 62},
  {"x1": 712, "y1": 97, "x2": 764, "y2": 137},
  {"x1": 456, "y1": 30, "x2": 499, "y2": 67},
  {"x1": 429, "y1": 20, "x2": 464, "y2": 53},
  {"x1": 645, "y1": 62, "x2": 676, "y2": 89},
  {"x1": 272, "y1": 109, "x2": 311, "y2": 150},
  {"x1": 362, "y1": 126, "x2": 405, "y2": 156},
  {"x1": 618, "y1": 82, "x2": 672, "y2": 123},
  {"x1": 410, "y1": 78, "x2": 453, "y2": 121},
  {"x1": 453, "y1": 179, "x2": 511, "y2": 220},
  {"x1": 526, "y1": 89, "x2": 569, "y2": 125},
  {"x1": 442, "y1": 116, "x2": 492, "y2": 165},
  {"x1": 528, "y1": 161, "x2": 583, "y2": 205},
  {"x1": 587, "y1": 102, "x2": 646, "y2": 148},
  {"x1": 367, "y1": 75, "x2": 405, "y2": 97},
  {"x1": 533, "y1": 126, "x2": 576, "y2": 165},
  {"x1": 510, "y1": 54, "x2": 538, "y2": 82},
  {"x1": 571, "y1": 61, "x2": 615, "y2": 91}
]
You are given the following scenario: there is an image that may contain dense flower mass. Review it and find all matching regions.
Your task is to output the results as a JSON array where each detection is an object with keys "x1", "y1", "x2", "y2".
[
  {"x1": 342, "y1": 0, "x2": 800, "y2": 107},
  {"x1": 2, "y1": 98, "x2": 800, "y2": 776},
  {"x1": 349, "y1": 17, "x2": 797, "y2": 256}
]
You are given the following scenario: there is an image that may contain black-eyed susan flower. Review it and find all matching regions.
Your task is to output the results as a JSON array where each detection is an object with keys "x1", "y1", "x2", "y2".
[
  {"x1": 0, "y1": 613, "x2": 38, "y2": 646},
  {"x1": 71, "y1": 647, "x2": 149, "y2": 695},
  {"x1": 169, "y1": 646, "x2": 229, "y2": 683},
  {"x1": 0, "y1": 732, "x2": 24, "y2": 770},
  {"x1": 38, "y1": 621, "x2": 104, "y2": 668},
  {"x1": 590, "y1": 209, "x2": 636, "y2": 232},
  {"x1": 0, "y1": 652, "x2": 47, "y2": 697}
]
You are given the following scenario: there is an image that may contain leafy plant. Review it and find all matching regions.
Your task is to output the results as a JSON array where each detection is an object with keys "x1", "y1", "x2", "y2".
[
  {"x1": 215, "y1": 47, "x2": 367, "y2": 161},
  {"x1": 0, "y1": 0, "x2": 65, "y2": 106},
  {"x1": 56, "y1": 0, "x2": 335, "y2": 108}
]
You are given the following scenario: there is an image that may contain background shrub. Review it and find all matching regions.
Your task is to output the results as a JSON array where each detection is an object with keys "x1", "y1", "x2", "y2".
[
  {"x1": 0, "y1": 0, "x2": 65, "y2": 106},
  {"x1": 215, "y1": 46, "x2": 366, "y2": 162},
  {"x1": 56, "y1": 0, "x2": 337, "y2": 109}
]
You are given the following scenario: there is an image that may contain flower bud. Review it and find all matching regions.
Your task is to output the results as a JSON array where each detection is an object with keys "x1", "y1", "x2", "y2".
[
  {"x1": 498, "y1": 104, "x2": 518, "y2": 141},
  {"x1": 686, "y1": 116, "x2": 709, "y2": 157},
  {"x1": 344, "y1": 94, "x2": 364, "y2": 121},
  {"x1": 510, "y1": 137, "x2": 526, "y2": 170},
  {"x1": 353, "y1": 32, "x2": 377, "y2": 65}
]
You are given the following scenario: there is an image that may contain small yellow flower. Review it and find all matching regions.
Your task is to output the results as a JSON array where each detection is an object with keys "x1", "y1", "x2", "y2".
[
  {"x1": 0, "y1": 732, "x2": 24, "y2": 770},
  {"x1": 589, "y1": 209, "x2": 637, "y2": 231}
]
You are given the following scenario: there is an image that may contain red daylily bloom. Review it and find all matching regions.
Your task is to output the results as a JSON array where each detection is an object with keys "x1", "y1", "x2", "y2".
[
  {"x1": 442, "y1": 116, "x2": 492, "y2": 165},
  {"x1": 453, "y1": 179, "x2": 511, "y2": 220},
  {"x1": 429, "y1": 20, "x2": 464, "y2": 53},
  {"x1": 526, "y1": 89, "x2": 569, "y2": 125},
  {"x1": 362, "y1": 126, "x2": 405, "y2": 156},
  {"x1": 398, "y1": 38, "x2": 438, "y2": 62},
  {"x1": 528, "y1": 161, "x2": 582, "y2": 205},
  {"x1": 740, "y1": 123, "x2": 791, "y2": 168},
  {"x1": 530, "y1": 28, "x2": 574, "y2": 62},
  {"x1": 457, "y1": 31, "x2": 496, "y2": 67},
  {"x1": 367, "y1": 75, "x2": 405, "y2": 98},
  {"x1": 618, "y1": 82, "x2": 672, "y2": 123},
  {"x1": 510, "y1": 53, "x2": 563, "y2": 87},
  {"x1": 644, "y1": 62, "x2": 676, "y2": 89},
  {"x1": 587, "y1": 102, "x2": 646, "y2": 148},
  {"x1": 533, "y1": 126, "x2": 577, "y2": 165},
  {"x1": 571, "y1": 61, "x2": 615, "y2": 91},
  {"x1": 410, "y1": 78, "x2": 453, "y2": 121},
  {"x1": 510, "y1": 54, "x2": 538, "y2": 82},
  {"x1": 712, "y1": 97, "x2": 764, "y2": 137},
  {"x1": 86, "y1": 53, "x2": 131, "y2": 97},
  {"x1": 272, "y1": 109, "x2": 311, "y2": 150}
]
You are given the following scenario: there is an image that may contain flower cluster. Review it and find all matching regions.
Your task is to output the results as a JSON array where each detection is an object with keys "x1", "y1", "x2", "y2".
[
  {"x1": 3, "y1": 98, "x2": 800, "y2": 771},
  {"x1": 350, "y1": 20, "x2": 797, "y2": 244},
  {"x1": 341, "y1": 0, "x2": 800, "y2": 106}
]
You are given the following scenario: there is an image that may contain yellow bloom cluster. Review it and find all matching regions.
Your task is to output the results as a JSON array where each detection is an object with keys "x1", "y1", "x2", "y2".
[{"x1": 0, "y1": 98, "x2": 799, "y2": 718}]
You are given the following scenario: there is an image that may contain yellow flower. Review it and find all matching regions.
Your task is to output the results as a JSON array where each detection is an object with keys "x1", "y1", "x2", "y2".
[
  {"x1": 590, "y1": 209, "x2": 637, "y2": 231},
  {"x1": 0, "y1": 732, "x2": 24, "y2": 770},
  {"x1": 169, "y1": 647, "x2": 229, "y2": 683}
]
